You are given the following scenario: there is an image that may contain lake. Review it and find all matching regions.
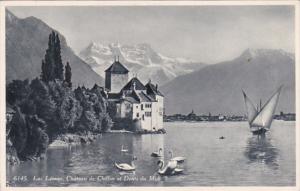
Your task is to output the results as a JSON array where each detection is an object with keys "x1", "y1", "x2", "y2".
[{"x1": 6, "y1": 121, "x2": 295, "y2": 186}]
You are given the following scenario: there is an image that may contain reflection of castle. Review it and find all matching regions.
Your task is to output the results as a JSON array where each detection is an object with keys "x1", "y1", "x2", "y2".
[{"x1": 105, "y1": 58, "x2": 164, "y2": 131}]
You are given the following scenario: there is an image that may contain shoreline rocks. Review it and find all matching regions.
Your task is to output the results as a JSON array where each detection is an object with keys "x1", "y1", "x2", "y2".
[
  {"x1": 48, "y1": 133, "x2": 99, "y2": 148},
  {"x1": 7, "y1": 128, "x2": 166, "y2": 166},
  {"x1": 107, "y1": 128, "x2": 167, "y2": 134}
]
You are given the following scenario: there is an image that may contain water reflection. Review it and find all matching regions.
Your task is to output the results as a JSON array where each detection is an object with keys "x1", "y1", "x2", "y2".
[
  {"x1": 244, "y1": 135, "x2": 279, "y2": 170},
  {"x1": 7, "y1": 122, "x2": 295, "y2": 186}
]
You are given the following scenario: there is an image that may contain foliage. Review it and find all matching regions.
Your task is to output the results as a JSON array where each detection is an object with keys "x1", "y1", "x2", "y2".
[
  {"x1": 6, "y1": 31, "x2": 112, "y2": 162},
  {"x1": 6, "y1": 79, "x2": 30, "y2": 106},
  {"x1": 65, "y1": 62, "x2": 72, "y2": 88},
  {"x1": 7, "y1": 78, "x2": 112, "y2": 141},
  {"x1": 41, "y1": 31, "x2": 64, "y2": 82}
]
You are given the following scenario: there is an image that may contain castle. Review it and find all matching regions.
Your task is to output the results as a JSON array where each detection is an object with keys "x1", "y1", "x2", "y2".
[{"x1": 105, "y1": 58, "x2": 164, "y2": 132}]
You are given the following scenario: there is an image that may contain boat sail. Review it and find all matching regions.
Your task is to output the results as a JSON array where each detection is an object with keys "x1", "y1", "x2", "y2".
[{"x1": 242, "y1": 86, "x2": 282, "y2": 135}]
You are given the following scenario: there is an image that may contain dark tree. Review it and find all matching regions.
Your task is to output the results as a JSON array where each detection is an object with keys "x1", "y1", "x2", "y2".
[
  {"x1": 6, "y1": 79, "x2": 30, "y2": 105},
  {"x1": 41, "y1": 31, "x2": 64, "y2": 82},
  {"x1": 41, "y1": 60, "x2": 46, "y2": 81},
  {"x1": 54, "y1": 34, "x2": 64, "y2": 80},
  {"x1": 65, "y1": 62, "x2": 72, "y2": 88}
]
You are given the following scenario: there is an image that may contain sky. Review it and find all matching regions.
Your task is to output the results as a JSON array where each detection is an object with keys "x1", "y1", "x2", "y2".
[{"x1": 8, "y1": 5, "x2": 295, "y2": 64}]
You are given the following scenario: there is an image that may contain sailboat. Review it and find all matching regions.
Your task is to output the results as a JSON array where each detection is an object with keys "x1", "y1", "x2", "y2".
[{"x1": 242, "y1": 86, "x2": 282, "y2": 135}]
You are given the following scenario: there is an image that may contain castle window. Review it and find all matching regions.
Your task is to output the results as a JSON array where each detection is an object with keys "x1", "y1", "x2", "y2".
[
  {"x1": 142, "y1": 115, "x2": 144, "y2": 120},
  {"x1": 141, "y1": 104, "x2": 144, "y2": 110},
  {"x1": 136, "y1": 113, "x2": 139, "y2": 117},
  {"x1": 145, "y1": 112, "x2": 152, "y2": 117}
]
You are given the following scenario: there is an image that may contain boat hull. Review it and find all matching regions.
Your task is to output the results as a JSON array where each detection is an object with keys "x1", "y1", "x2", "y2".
[{"x1": 251, "y1": 128, "x2": 267, "y2": 135}]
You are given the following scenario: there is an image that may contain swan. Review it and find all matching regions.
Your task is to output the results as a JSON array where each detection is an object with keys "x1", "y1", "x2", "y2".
[
  {"x1": 169, "y1": 150, "x2": 185, "y2": 163},
  {"x1": 115, "y1": 156, "x2": 137, "y2": 171},
  {"x1": 121, "y1": 145, "x2": 128, "y2": 152},
  {"x1": 151, "y1": 148, "x2": 163, "y2": 157},
  {"x1": 157, "y1": 159, "x2": 184, "y2": 176}
]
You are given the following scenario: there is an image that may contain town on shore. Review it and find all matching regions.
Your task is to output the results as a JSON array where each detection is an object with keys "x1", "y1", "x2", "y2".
[{"x1": 164, "y1": 110, "x2": 295, "y2": 122}]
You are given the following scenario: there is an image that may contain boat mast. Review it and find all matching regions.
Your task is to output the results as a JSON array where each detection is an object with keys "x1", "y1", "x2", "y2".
[{"x1": 259, "y1": 99, "x2": 262, "y2": 112}]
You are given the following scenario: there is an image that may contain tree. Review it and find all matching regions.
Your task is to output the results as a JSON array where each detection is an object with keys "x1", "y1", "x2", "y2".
[
  {"x1": 6, "y1": 79, "x2": 30, "y2": 106},
  {"x1": 42, "y1": 32, "x2": 55, "y2": 82},
  {"x1": 41, "y1": 31, "x2": 64, "y2": 82},
  {"x1": 65, "y1": 62, "x2": 72, "y2": 88},
  {"x1": 54, "y1": 34, "x2": 64, "y2": 80},
  {"x1": 41, "y1": 60, "x2": 46, "y2": 81}
]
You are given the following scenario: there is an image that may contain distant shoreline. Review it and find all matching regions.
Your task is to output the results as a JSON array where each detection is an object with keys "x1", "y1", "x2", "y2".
[{"x1": 163, "y1": 119, "x2": 295, "y2": 123}]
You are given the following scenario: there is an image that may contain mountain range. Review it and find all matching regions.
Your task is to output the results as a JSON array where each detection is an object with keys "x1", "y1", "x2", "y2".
[
  {"x1": 79, "y1": 42, "x2": 206, "y2": 85},
  {"x1": 6, "y1": 10, "x2": 103, "y2": 88},
  {"x1": 6, "y1": 10, "x2": 295, "y2": 115},
  {"x1": 161, "y1": 48, "x2": 295, "y2": 115}
]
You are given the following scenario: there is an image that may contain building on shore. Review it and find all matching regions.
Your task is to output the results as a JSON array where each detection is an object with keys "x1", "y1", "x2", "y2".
[{"x1": 105, "y1": 58, "x2": 164, "y2": 132}]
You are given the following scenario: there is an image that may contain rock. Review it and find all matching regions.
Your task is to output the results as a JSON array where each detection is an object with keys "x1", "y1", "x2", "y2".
[
  {"x1": 88, "y1": 137, "x2": 94, "y2": 142},
  {"x1": 48, "y1": 140, "x2": 69, "y2": 148},
  {"x1": 40, "y1": 153, "x2": 46, "y2": 159},
  {"x1": 80, "y1": 137, "x2": 87, "y2": 144},
  {"x1": 68, "y1": 136, "x2": 74, "y2": 143}
]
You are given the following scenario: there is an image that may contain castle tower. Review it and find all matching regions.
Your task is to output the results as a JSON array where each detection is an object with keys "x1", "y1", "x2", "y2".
[{"x1": 105, "y1": 56, "x2": 129, "y2": 93}]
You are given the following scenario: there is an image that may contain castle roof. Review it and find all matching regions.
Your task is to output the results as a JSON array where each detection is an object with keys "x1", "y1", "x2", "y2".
[
  {"x1": 105, "y1": 61, "x2": 129, "y2": 74},
  {"x1": 145, "y1": 81, "x2": 164, "y2": 97},
  {"x1": 137, "y1": 91, "x2": 155, "y2": 102},
  {"x1": 107, "y1": 93, "x2": 121, "y2": 100},
  {"x1": 122, "y1": 77, "x2": 146, "y2": 91},
  {"x1": 123, "y1": 90, "x2": 140, "y2": 103}
]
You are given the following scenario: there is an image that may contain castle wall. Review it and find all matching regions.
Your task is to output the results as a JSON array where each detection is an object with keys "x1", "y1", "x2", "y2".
[
  {"x1": 110, "y1": 73, "x2": 128, "y2": 93},
  {"x1": 152, "y1": 95, "x2": 164, "y2": 130},
  {"x1": 105, "y1": 72, "x2": 111, "y2": 90},
  {"x1": 140, "y1": 103, "x2": 152, "y2": 131},
  {"x1": 157, "y1": 96, "x2": 164, "y2": 129},
  {"x1": 116, "y1": 101, "x2": 132, "y2": 118}
]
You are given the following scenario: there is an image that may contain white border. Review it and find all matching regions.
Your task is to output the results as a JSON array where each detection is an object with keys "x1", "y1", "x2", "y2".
[{"x1": 0, "y1": 1, "x2": 299, "y2": 191}]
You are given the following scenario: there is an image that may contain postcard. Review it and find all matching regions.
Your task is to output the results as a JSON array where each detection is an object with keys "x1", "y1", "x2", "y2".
[{"x1": 0, "y1": 1, "x2": 299, "y2": 190}]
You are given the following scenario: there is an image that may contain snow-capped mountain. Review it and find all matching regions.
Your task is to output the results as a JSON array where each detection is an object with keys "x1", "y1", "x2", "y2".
[
  {"x1": 79, "y1": 42, "x2": 206, "y2": 85},
  {"x1": 161, "y1": 48, "x2": 295, "y2": 115}
]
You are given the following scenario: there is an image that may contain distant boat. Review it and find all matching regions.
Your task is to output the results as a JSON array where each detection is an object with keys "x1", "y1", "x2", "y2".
[{"x1": 242, "y1": 86, "x2": 282, "y2": 135}]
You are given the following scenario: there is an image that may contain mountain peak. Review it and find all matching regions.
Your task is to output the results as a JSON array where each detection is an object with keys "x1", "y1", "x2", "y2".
[
  {"x1": 6, "y1": 9, "x2": 18, "y2": 23},
  {"x1": 240, "y1": 48, "x2": 294, "y2": 61},
  {"x1": 79, "y1": 42, "x2": 206, "y2": 85},
  {"x1": 6, "y1": 10, "x2": 104, "y2": 87}
]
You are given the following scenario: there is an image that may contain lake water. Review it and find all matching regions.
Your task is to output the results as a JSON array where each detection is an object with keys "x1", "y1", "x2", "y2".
[{"x1": 7, "y1": 121, "x2": 295, "y2": 186}]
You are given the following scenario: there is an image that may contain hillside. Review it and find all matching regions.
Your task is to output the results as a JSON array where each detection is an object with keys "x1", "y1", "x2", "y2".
[
  {"x1": 6, "y1": 10, "x2": 103, "y2": 88},
  {"x1": 161, "y1": 49, "x2": 295, "y2": 115}
]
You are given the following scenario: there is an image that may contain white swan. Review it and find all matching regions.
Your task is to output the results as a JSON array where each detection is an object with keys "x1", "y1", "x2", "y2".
[
  {"x1": 115, "y1": 156, "x2": 137, "y2": 171},
  {"x1": 157, "y1": 159, "x2": 184, "y2": 176},
  {"x1": 169, "y1": 150, "x2": 185, "y2": 163},
  {"x1": 151, "y1": 148, "x2": 163, "y2": 157},
  {"x1": 121, "y1": 145, "x2": 128, "y2": 152}
]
